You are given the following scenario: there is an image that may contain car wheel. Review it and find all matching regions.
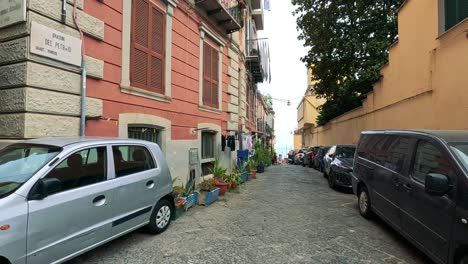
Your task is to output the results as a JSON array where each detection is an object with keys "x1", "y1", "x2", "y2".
[
  {"x1": 328, "y1": 171, "x2": 336, "y2": 189},
  {"x1": 358, "y1": 186, "x2": 372, "y2": 219},
  {"x1": 148, "y1": 199, "x2": 172, "y2": 234},
  {"x1": 323, "y1": 168, "x2": 328, "y2": 178}
]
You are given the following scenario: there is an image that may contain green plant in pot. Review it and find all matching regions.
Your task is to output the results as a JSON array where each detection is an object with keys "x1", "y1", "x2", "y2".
[
  {"x1": 247, "y1": 159, "x2": 257, "y2": 179},
  {"x1": 198, "y1": 178, "x2": 220, "y2": 206},
  {"x1": 225, "y1": 172, "x2": 242, "y2": 190},
  {"x1": 211, "y1": 159, "x2": 229, "y2": 196}
]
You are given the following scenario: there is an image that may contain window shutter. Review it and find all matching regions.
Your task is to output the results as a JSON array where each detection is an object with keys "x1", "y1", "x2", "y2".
[
  {"x1": 132, "y1": 0, "x2": 149, "y2": 87},
  {"x1": 203, "y1": 44, "x2": 212, "y2": 106},
  {"x1": 150, "y1": 7, "x2": 164, "y2": 92},
  {"x1": 212, "y1": 50, "x2": 219, "y2": 107},
  {"x1": 131, "y1": 0, "x2": 165, "y2": 93}
]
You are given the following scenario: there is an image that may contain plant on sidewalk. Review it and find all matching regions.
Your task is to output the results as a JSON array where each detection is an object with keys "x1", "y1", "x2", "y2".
[{"x1": 199, "y1": 178, "x2": 217, "y2": 192}]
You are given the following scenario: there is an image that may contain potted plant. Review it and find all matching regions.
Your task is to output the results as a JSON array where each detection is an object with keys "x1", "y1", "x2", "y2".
[
  {"x1": 180, "y1": 178, "x2": 198, "y2": 211},
  {"x1": 198, "y1": 178, "x2": 220, "y2": 206},
  {"x1": 211, "y1": 159, "x2": 229, "y2": 196},
  {"x1": 173, "y1": 185, "x2": 187, "y2": 220},
  {"x1": 249, "y1": 159, "x2": 258, "y2": 179},
  {"x1": 225, "y1": 172, "x2": 242, "y2": 190}
]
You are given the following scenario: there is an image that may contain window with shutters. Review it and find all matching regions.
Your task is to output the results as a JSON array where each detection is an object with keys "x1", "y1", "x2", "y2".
[
  {"x1": 445, "y1": 0, "x2": 468, "y2": 31},
  {"x1": 202, "y1": 42, "x2": 219, "y2": 108},
  {"x1": 131, "y1": 0, "x2": 165, "y2": 94}
]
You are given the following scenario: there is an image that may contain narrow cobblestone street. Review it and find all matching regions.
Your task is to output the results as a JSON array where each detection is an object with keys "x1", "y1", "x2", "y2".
[{"x1": 69, "y1": 165, "x2": 433, "y2": 264}]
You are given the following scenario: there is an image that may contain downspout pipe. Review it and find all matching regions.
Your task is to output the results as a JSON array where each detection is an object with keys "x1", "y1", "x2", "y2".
[
  {"x1": 61, "y1": 0, "x2": 67, "y2": 24},
  {"x1": 72, "y1": 0, "x2": 86, "y2": 136},
  {"x1": 80, "y1": 60, "x2": 87, "y2": 137}
]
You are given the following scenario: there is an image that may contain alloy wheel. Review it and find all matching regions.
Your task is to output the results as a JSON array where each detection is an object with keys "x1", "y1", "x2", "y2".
[
  {"x1": 156, "y1": 205, "x2": 171, "y2": 228},
  {"x1": 359, "y1": 191, "x2": 368, "y2": 214}
]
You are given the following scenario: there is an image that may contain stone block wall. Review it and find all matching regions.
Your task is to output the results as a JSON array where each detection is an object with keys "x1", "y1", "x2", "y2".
[{"x1": 0, "y1": 0, "x2": 104, "y2": 139}]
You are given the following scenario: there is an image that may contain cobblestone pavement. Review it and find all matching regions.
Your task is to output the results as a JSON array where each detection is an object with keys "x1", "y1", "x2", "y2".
[{"x1": 69, "y1": 165, "x2": 433, "y2": 264}]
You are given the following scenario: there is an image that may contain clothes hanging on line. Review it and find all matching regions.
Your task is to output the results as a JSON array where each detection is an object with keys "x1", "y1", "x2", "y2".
[
  {"x1": 221, "y1": 135, "x2": 227, "y2": 151},
  {"x1": 227, "y1": 135, "x2": 236, "y2": 151}
]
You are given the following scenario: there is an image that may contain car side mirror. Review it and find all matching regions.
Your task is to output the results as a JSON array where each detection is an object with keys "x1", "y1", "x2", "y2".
[
  {"x1": 29, "y1": 178, "x2": 62, "y2": 200},
  {"x1": 425, "y1": 173, "x2": 451, "y2": 196}
]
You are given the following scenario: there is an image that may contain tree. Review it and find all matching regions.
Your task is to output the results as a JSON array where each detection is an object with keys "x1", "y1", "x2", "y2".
[{"x1": 292, "y1": 0, "x2": 403, "y2": 125}]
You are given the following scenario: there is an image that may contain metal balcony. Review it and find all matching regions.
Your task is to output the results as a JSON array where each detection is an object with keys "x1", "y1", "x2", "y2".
[
  {"x1": 246, "y1": 38, "x2": 269, "y2": 83},
  {"x1": 252, "y1": 8, "x2": 264, "y2": 30},
  {"x1": 195, "y1": 0, "x2": 244, "y2": 34}
]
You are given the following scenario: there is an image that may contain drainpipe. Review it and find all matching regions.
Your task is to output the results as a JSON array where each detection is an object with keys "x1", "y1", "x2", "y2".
[
  {"x1": 73, "y1": 0, "x2": 86, "y2": 136},
  {"x1": 61, "y1": 0, "x2": 67, "y2": 23},
  {"x1": 80, "y1": 60, "x2": 87, "y2": 136}
]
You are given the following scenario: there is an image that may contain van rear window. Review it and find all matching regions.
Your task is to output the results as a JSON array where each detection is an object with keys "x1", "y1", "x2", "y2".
[{"x1": 358, "y1": 134, "x2": 411, "y2": 174}]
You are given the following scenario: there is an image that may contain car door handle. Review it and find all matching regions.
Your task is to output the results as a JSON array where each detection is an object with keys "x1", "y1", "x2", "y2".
[
  {"x1": 146, "y1": 180, "x2": 155, "y2": 189},
  {"x1": 92, "y1": 195, "x2": 106, "y2": 206},
  {"x1": 402, "y1": 184, "x2": 413, "y2": 193}
]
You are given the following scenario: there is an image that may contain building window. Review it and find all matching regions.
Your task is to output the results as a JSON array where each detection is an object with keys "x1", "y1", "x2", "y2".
[
  {"x1": 445, "y1": 0, "x2": 468, "y2": 30},
  {"x1": 131, "y1": 0, "x2": 165, "y2": 94},
  {"x1": 202, "y1": 42, "x2": 219, "y2": 108},
  {"x1": 128, "y1": 126, "x2": 160, "y2": 145},
  {"x1": 198, "y1": 24, "x2": 225, "y2": 112},
  {"x1": 201, "y1": 131, "x2": 216, "y2": 159}
]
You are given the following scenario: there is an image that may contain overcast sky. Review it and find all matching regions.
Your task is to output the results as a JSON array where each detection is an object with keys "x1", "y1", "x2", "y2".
[{"x1": 257, "y1": 0, "x2": 309, "y2": 156}]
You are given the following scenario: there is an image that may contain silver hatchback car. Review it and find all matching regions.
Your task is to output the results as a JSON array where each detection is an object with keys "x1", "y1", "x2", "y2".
[{"x1": 0, "y1": 138, "x2": 175, "y2": 264}]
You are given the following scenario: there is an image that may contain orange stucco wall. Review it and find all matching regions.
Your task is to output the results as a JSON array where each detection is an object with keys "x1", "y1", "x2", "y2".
[{"x1": 306, "y1": 0, "x2": 468, "y2": 146}]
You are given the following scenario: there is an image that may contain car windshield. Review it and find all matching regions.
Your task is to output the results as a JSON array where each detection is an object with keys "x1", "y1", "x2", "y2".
[
  {"x1": 337, "y1": 147, "x2": 356, "y2": 158},
  {"x1": 450, "y1": 143, "x2": 468, "y2": 173},
  {"x1": 0, "y1": 144, "x2": 62, "y2": 198}
]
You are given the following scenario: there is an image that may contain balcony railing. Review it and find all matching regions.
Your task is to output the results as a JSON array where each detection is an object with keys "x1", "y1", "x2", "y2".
[
  {"x1": 196, "y1": 0, "x2": 244, "y2": 33},
  {"x1": 246, "y1": 38, "x2": 270, "y2": 83}
]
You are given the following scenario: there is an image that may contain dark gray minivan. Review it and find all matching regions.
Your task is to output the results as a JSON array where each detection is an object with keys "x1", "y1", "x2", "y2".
[{"x1": 352, "y1": 130, "x2": 468, "y2": 264}]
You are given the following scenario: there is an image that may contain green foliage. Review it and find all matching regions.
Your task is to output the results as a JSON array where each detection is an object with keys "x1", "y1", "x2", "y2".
[
  {"x1": 225, "y1": 172, "x2": 242, "y2": 186},
  {"x1": 210, "y1": 158, "x2": 227, "y2": 179},
  {"x1": 199, "y1": 178, "x2": 216, "y2": 192},
  {"x1": 292, "y1": 0, "x2": 403, "y2": 125},
  {"x1": 254, "y1": 141, "x2": 272, "y2": 166}
]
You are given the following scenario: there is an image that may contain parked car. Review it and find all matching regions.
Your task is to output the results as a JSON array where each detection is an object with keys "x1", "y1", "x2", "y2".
[
  {"x1": 313, "y1": 146, "x2": 330, "y2": 172},
  {"x1": 0, "y1": 138, "x2": 175, "y2": 264},
  {"x1": 323, "y1": 144, "x2": 356, "y2": 188},
  {"x1": 288, "y1": 150, "x2": 297, "y2": 164},
  {"x1": 294, "y1": 148, "x2": 308, "y2": 165},
  {"x1": 352, "y1": 130, "x2": 468, "y2": 264},
  {"x1": 304, "y1": 146, "x2": 320, "y2": 167}
]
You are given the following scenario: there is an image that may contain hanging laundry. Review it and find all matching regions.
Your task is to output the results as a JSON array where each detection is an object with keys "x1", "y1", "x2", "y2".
[
  {"x1": 227, "y1": 136, "x2": 236, "y2": 151},
  {"x1": 221, "y1": 135, "x2": 226, "y2": 151},
  {"x1": 246, "y1": 135, "x2": 253, "y2": 152}
]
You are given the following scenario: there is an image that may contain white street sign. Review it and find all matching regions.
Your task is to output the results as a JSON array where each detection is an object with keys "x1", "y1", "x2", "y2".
[
  {"x1": 0, "y1": 0, "x2": 26, "y2": 29},
  {"x1": 30, "y1": 22, "x2": 82, "y2": 67}
]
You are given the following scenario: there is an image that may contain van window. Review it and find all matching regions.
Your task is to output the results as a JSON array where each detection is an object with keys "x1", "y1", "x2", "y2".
[
  {"x1": 451, "y1": 143, "x2": 468, "y2": 172},
  {"x1": 383, "y1": 136, "x2": 411, "y2": 174},
  {"x1": 45, "y1": 147, "x2": 107, "y2": 194},
  {"x1": 113, "y1": 145, "x2": 156, "y2": 177},
  {"x1": 412, "y1": 141, "x2": 453, "y2": 183}
]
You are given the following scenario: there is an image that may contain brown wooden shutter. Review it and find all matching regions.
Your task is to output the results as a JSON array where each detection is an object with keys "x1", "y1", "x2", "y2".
[
  {"x1": 150, "y1": 6, "x2": 164, "y2": 92},
  {"x1": 203, "y1": 43, "x2": 212, "y2": 106},
  {"x1": 131, "y1": 0, "x2": 165, "y2": 94},
  {"x1": 211, "y1": 50, "x2": 219, "y2": 108}
]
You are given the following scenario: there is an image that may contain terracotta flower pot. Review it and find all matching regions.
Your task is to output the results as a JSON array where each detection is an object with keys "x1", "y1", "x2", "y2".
[
  {"x1": 250, "y1": 170, "x2": 257, "y2": 179},
  {"x1": 214, "y1": 181, "x2": 229, "y2": 196},
  {"x1": 229, "y1": 181, "x2": 237, "y2": 190}
]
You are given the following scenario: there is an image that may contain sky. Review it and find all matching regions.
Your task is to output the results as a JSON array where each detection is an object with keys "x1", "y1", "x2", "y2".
[{"x1": 257, "y1": 0, "x2": 309, "y2": 156}]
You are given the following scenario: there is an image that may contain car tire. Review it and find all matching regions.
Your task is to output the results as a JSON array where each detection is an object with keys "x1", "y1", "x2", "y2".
[
  {"x1": 323, "y1": 169, "x2": 327, "y2": 178},
  {"x1": 148, "y1": 199, "x2": 172, "y2": 234},
  {"x1": 328, "y1": 171, "x2": 336, "y2": 189},
  {"x1": 358, "y1": 186, "x2": 373, "y2": 219}
]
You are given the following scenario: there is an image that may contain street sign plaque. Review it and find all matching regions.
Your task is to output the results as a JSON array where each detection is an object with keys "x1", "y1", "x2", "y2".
[
  {"x1": 0, "y1": 0, "x2": 26, "y2": 29},
  {"x1": 30, "y1": 22, "x2": 82, "y2": 67}
]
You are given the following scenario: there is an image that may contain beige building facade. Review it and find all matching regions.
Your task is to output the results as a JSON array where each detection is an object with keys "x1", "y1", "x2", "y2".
[{"x1": 298, "y1": 0, "x2": 468, "y2": 147}]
